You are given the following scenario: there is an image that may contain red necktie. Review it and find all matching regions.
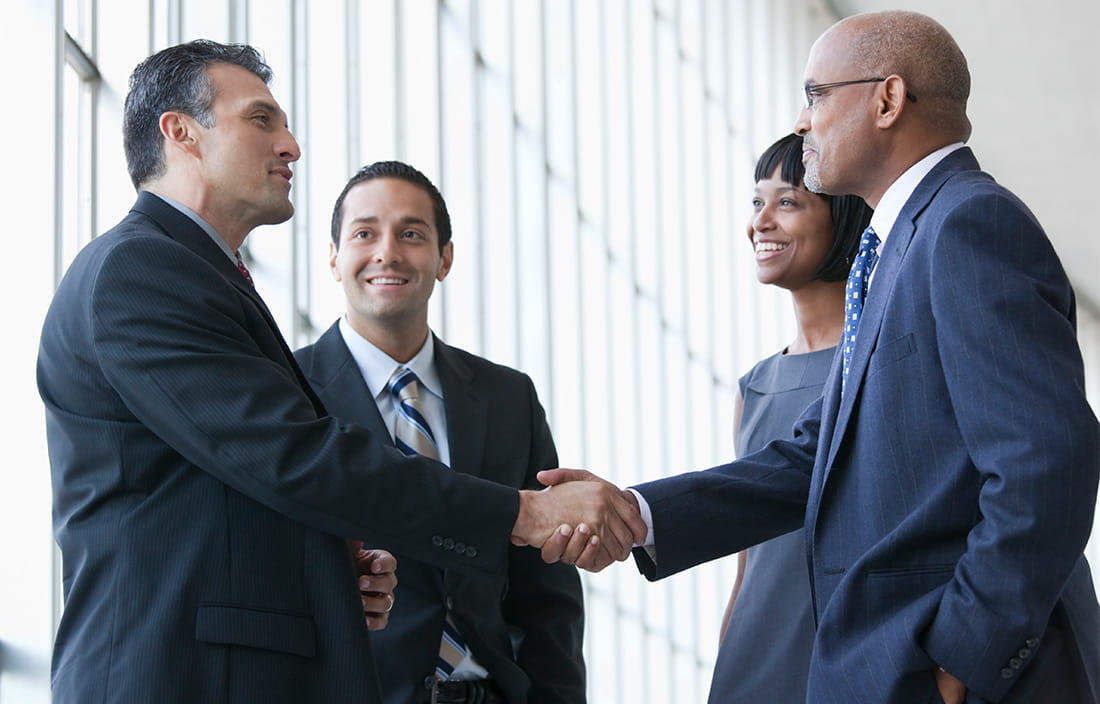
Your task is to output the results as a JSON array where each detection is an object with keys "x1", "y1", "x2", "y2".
[{"x1": 234, "y1": 252, "x2": 255, "y2": 288}]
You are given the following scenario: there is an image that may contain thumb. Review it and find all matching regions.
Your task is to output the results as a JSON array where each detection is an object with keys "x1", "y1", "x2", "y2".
[{"x1": 537, "y1": 468, "x2": 594, "y2": 487}]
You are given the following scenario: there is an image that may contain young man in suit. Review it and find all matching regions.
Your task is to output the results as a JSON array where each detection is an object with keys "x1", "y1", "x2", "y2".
[
  {"x1": 37, "y1": 40, "x2": 639, "y2": 704},
  {"x1": 544, "y1": 11, "x2": 1099, "y2": 704},
  {"x1": 294, "y1": 161, "x2": 586, "y2": 704}
]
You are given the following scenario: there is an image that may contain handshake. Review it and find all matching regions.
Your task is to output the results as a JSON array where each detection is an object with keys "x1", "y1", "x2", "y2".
[{"x1": 511, "y1": 469, "x2": 648, "y2": 572}]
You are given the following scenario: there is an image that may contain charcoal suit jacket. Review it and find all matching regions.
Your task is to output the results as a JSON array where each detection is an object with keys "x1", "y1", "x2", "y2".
[
  {"x1": 295, "y1": 323, "x2": 586, "y2": 704},
  {"x1": 37, "y1": 192, "x2": 519, "y2": 704}
]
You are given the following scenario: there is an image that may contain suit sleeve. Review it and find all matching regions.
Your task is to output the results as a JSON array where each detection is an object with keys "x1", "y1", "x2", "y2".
[
  {"x1": 88, "y1": 235, "x2": 517, "y2": 575},
  {"x1": 631, "y1": 396, "x2": 819, "y2": 580},
  {"x1": 501, "y1": 377, "x2": 587, "y2": 703},
  {"x1": 920, "y1": 190, "x2": 1099, "y2": 700}
]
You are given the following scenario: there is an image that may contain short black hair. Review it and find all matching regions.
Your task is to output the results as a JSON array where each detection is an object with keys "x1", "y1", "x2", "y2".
[
  {"x1": 330, "y1": 161, "x2": 452, "y2": 254},
  {"x1": 123, "y1": 40, "x2": 272, "y2": 189},
  {"x1": 754, "y1": 133, "x2": 873, "y2": 282}
]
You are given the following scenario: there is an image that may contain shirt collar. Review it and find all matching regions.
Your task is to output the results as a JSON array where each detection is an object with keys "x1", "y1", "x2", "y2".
[
  {"x1": 869, "y1": 142, "x2": 966, "y2": 248},
  {"x1": 337, "y1": 317, "x2": 441, "y2": 401},
  {"x1": 147, "y1": 192, "x2": 239, "y2": 263}
]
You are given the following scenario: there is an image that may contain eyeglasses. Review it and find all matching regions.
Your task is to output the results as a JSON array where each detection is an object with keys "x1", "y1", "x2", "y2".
[{"x1": 803, "y1": 78, "x2": 918, "y2": 108}]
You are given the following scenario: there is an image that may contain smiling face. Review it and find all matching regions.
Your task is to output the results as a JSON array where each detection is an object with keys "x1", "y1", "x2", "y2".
[
  {"x1": 196, "y1": 62, "x2": 300, "y2": 230},
  {"x1": 330, "y1": 177, "x2": 453, "y2": 343},
  {"x1": 749, "y1": 166, "x2": 835, "y2": 291}
]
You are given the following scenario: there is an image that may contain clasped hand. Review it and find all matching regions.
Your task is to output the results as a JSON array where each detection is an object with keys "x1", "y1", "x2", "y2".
[
  {"x1": 511, "y1": 469, "x2": 647, "y2": 572},
  {"x1": 349, "y1": 540, "x2": 398, "y2": 630}
]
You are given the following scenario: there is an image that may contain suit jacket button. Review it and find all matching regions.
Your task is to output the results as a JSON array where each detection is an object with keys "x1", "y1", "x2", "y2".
[
  {"x1": 466, "y1": 546, "x2": 478, "y2": 558},
  {"x1": 1009, "y1": 657, "x2": 1022, "y2": 669},
  {"x1": 1001, "y1": 667, "x2": 1014, "y2": 679},
  {"x1": 1018, "y1": 648, "x2": 1031, "y2": 659},
  {"x1": 455, "y1": 542, "x2": 466, "y2": 554},
  {"x1": 443, "y1": 538, "x2": 455, "y2": 550},
  {"x1": 423, "y1": 676, "x2": 436, "y2": 690},
  {"x1": 1026, "y1": 637, "x2": 1040, "y2": 648},
  {"x1": 432, "y1": 535, "x2": 444, "y2": 547}
]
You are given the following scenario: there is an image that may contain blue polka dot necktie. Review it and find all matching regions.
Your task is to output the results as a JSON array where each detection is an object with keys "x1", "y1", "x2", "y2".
[
  {"x1": 842, "y1": 227, "x2": 880, "y2": 390},
  {"x1": 387, "y1": 367, "x2": 470, "y2": 679}
]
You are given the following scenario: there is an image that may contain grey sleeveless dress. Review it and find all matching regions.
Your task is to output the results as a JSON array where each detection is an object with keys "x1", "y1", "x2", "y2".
[{"x1": 707, "y1": 346, "x2": 835, "y2": 704}]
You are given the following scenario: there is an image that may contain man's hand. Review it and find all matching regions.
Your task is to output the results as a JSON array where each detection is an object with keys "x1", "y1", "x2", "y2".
[
  {"x1": 349, "y1": 541, "x2": 397, "y2": 631},
  {"x1": 934, "y1": 667, "x2": 966, "y2": 704},
  {"x1": 511, "y1": 468, "x2": 646, "y2": 572}
]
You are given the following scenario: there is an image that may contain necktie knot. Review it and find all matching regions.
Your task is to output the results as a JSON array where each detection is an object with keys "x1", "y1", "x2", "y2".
[
  {"x1": 388, "y1": 367, "x2": 438, "y2": 460},
  {"x1": 388, "y1": 367, "x2": 421, "y2": 403}
]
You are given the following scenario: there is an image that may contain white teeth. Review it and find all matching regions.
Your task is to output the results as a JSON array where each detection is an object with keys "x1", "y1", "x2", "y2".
[
  {"x1": 369, "y1": 277, "x2": 406, "y2": 285},
  {"x1": 755, "y1": 242, "x2": 788, "y2": 253}
]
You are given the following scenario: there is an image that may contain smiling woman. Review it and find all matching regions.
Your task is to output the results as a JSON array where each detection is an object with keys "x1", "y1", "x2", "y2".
[{"x1": 711, "y1": 133, "x2": 870, "y2": 704}]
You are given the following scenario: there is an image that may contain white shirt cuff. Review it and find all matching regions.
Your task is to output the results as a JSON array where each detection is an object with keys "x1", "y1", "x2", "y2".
[{"x1": 626, "y1": 487, "x2": 655, "y2": 547}]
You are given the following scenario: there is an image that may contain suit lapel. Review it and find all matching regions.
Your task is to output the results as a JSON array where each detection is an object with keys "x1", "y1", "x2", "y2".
[
  {"x1": 132, "y1": 192, "x2": 327, "y2": 415},
  {"x1": 133, "y1": 192, "x2": 261, "y2": 304},
  {"x1": 821, "y1": 148, "x2": 978, "y2": 475},
  {"x1": 434, "y1": 337, "x2": 489, "y2": 479},
  {"x1": 302, "y1": 323, "x2": 391, "y2": 440},
  {"x1": 822, "y1": 217, "x2": 913, "y2": 469}
]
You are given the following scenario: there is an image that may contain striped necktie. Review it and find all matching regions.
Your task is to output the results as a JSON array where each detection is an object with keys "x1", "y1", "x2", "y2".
[
  {"x1": 388, "y1": 367, "x2": 439, "y2": 460},
  {"x1": 842, "y1": 226, "x2": 880, "y2": 390},
  {"x1": 386, "y1": 367, "x2": 469, "y2": 679}
]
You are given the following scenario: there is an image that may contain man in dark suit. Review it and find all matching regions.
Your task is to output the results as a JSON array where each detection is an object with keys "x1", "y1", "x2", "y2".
[
  {"x1": 37, "y1": 41, "x2": 640, "y2": 704},
  {"x1": 294, "y1": 160, "x2": 586, "y2": 704},
  {"x1": 544, "y1": 10, "x2": 1099, "y2": 704}
]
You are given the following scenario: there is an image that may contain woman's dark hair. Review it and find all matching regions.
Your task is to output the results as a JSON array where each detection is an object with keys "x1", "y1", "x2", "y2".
[{"x1": 754, "y1": 133, "x2": 873, "y2": 282}]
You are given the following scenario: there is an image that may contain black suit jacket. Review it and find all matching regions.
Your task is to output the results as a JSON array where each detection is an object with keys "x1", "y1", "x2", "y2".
[
  {"x1": 37, "y1": 192, "x2": 519, "y2": 704},
  {"x1": 295, "y1": 323, "x2": 586, "y2": 704}
]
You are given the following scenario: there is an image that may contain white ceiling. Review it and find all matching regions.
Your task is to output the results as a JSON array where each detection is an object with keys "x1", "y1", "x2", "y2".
[{"x1": 829, "y1": 0, "x2": 1100, "y2": 311}]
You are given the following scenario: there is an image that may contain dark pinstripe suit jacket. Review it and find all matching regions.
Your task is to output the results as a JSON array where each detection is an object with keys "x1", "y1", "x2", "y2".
[
  {"x1": 634, "y1": 149, "x2": 1100, "y2": 704},
  {"x1": 37, "y1": 192, "x2": 519, "y2": 704},
  {"x1": 296, "y1": 324, "x2": 586, "y2": 703}
]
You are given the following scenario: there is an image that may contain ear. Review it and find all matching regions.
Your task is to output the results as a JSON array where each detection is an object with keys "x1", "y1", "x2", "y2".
[
  {"x1": 159, "y1": 111, "x2": 200, "y2": 157},
  {"x1": 875, "y1": 75, "x2": 909, "y2": 129},
  {"x1": 329, "y1": 241, "x2": 342, "y2": 281},
  {"x1": 436, "y1": 241, "x2": 454, "y2": 282}
]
